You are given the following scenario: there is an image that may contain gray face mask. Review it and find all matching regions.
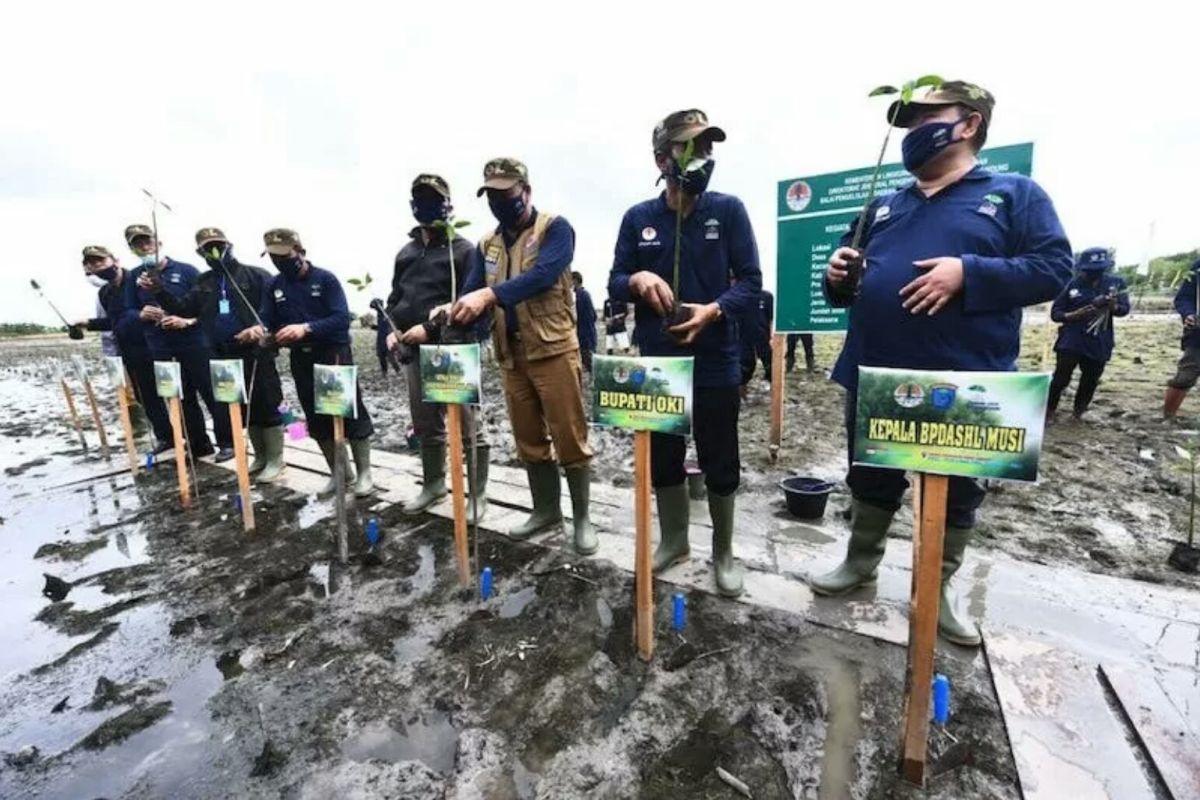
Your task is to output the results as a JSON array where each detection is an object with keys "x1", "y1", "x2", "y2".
[{"x1": 140, "y1": 253, "x2": 159, "y2": 267}]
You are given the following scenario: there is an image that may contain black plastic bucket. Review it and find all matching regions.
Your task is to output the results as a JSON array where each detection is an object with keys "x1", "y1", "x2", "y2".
[{"x1": 780, "y1": 477, "x2": 835, "y2": 519}]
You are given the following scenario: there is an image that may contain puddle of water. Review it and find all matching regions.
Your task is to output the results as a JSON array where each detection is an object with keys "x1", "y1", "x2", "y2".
[
  {"x1": 777, "y1": 524, "x2": 836, "y2": 546},
  {"x1": 392, "y1": 629, "x2": 433, "y2": 664},
  {"x1": 499, "y1": 586, "x2": 537, "y2": 619},
  {"x1": 410, "y1": 545, "x2": 436, "y2": 594},
  {"x1": 297, "y1": 498, "x2": 334, "y2": 530},
  {"x1": 595, "y1": 598, "x2": 613, "y2": 628},
  {"x1": 785, "y1": 637, "x2": 864, "y2": 800},
  {"x1": 341, "y1": 712, "x2": 458, "y2": 774}
]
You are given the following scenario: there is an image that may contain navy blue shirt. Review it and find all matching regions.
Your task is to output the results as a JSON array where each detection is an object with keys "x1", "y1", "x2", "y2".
[
  {"x1": 609, "y1": 191, "x2": 762, "y2": 388},
  {"x1": 827, "y1": 167, "x2": 1073, "y2": 390},
  {"x1": 740, "y1": 289, "x2": 774, "y2": 349},
  {"x1": 259, "y1": 264, "x2": 352, "y2": 347},
  {"x1": 1051, "y1": 273, "x2": 1129, "y2": 362},
  {"x1": 575, "y1": 286, "x2": 597, "y2": 351},
  {"x1": 1174, "y1": 263, "x2": 1200, "y2": 350},
  {"x1": 461, "y1": 211, "x2": 576, "y2": 334},
  {"x1": 86, "y1": 272, "x2": 149, "y2": 358},
  {"x1": 124, "y1": 258, "x2": 209, "y2": 356}
]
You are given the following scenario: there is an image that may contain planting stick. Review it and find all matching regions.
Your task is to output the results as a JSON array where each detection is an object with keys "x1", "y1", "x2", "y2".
[
  {"x1": 228, "y1": 402, "x2": 255, "y2": 533},
  {"x1": 60, "y1": 378, "x2": 88, "y2": 451},
  {"x1": 332, "y1": 415, "x2": 348, "y2": 564},
  {"x1": 769, "y1": 332, "x2": 785, "y2": 461},
  {"x1": 166, "y1": 396, "x2": 191, "y2": 508},
  {"x1": 81, "y1": 373, "x2": 111, "y2": 460},
  {"x1": 900, "y1": 472, "x2": 948, "y2": 786},
  {"x1": 634, "y1": 429, "x2": 654, "y2": 662},
  {"x1": 116, "y1": 380, "x2": 139, "y2": 475},
  {"x1": 446, "y1": 404, "x2": 471, "y2": 587}
]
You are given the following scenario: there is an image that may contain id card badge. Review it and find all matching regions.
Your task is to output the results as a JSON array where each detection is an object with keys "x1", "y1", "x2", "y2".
[{"x1": 219, "y1": 299, "x2": 231, "y2": 315}]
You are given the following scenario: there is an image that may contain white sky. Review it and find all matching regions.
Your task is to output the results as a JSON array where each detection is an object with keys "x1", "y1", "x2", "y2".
[{"x1": 2, "y1": 1, "x2": 1195, "y2": 325}]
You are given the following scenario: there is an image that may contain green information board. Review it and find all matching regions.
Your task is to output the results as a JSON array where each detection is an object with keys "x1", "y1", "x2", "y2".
[{"x1": 775, "y1": 143, "x2": 1034, "y2": 333}]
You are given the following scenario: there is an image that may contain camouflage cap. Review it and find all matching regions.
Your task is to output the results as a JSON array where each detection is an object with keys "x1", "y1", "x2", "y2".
[
  {"x1": 81, "y1": 245, "x2": 113, "y2": 261},
  {"x1": 476, "y1": 158, "x2": 529, "y2": 196},
  {"x1": 124, "y1": 224, "x2": 154, "y2": 244},
  {"x1": 652, "y1": 109, "x2": 727, "y2": 153},
  {"x1": 195, "y1": 227, "x2": 229, "y2": 248},
  {"x1": 262, "y1": 228, "x2": 303, "y2": 256},
  {"x1": 1077, "y1": 247, "x2": 1115, "y2": 271},
  {"x1": 412, "y1": 174, "x2": 451, "y2": 198},
  {"x1": 888, "y1": 80, "x2": 995, "y2": 128}
]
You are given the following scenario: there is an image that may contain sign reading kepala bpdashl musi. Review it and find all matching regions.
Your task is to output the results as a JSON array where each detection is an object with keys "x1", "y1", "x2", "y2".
[
  {"x1": 853, "y1": 367, "x2": 1050, "y2": 482},
  {"x1": 592, "y1": 356, "x2": 694, "y2": 436},
  {"x1": 419, "y1": 344, "x2": 482, "y2": 405}
]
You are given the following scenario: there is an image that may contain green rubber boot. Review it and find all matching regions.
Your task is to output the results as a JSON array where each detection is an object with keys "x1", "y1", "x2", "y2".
[
  {"x1": 510, "y1": 462, "x2": 563, "y2": 540},
  {"x1": 809, "y1": 500, "x2": 894, "y2": 596},
  {"x1": 403, "y1": 443, "x2": 448, "y2": 515},
  {"x1": 247, "y1": 426, "x2": 267, "y2": 474},
  {"x1": 255, "y1": 426, "x2": 286, "y2": 483},
  {"x1": 652, "y1": 483, "x2": 691, "y2": 573},
  {"x1": 350, "y1": 438, "x2": 375, "y2": 497},
  {"x1": 315, "y1": 439, "x2": 354, "y2": 497},
  {"x1": 708, "y1": 491, "x2": 743, "y2": 598},
  {"x1": 939, "y1": 526, "x2": 982, "y2": 646},
  {"x1": 565, "y1": 465, "x2": 597, "y2": 555},
  {"x1": 466, "y1": 444, "x2": 490, "y2": 525}
]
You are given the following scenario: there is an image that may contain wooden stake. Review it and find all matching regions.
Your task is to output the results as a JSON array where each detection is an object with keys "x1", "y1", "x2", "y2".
[
  {"x1": 768, "y1": 332, "x2": 785, "y2": 462},
  {"x1": 900, "y1": 472, "x2": 949, "y2": 786},
  {"x1": 166, "y1": 395, "x2": 190, "y2": 508},
  {"x1": 228, "y1": 403, "x2": 255, "y2": 533},
  {"x1": 116, "y1": 382, "x2": 139, "y2": 475},
  {"x1": 446, "y1": 404, "x2": 471, "y2": 588},
  {"x1": 61, "y1": 379, "x2": 88, "y2": 451},
  {"x1": 81, "y1": 374, "x2": 111, "y2": 460},
  {"x1": 634, "y1": 429, "x2": 654, "y2": 662},
  {"x1": 332, "y1": 415, "x2": 348, "y2": 564}
]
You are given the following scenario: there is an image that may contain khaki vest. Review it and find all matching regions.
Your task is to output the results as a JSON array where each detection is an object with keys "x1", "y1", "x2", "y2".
[{"x1": 480, "y1": 212, "x2": 578, "y2": 367}]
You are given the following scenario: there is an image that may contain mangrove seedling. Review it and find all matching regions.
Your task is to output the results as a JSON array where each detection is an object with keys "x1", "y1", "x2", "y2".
[
  {"x1": 430, "y1": 216, "x2": 474, "y2": 344},
  {"x1": 663, "y1": 137, "x2": 709, "y2": 341},
  {"x1": 1169, "y1": 438, "x2": 1200, "y2": 573}
]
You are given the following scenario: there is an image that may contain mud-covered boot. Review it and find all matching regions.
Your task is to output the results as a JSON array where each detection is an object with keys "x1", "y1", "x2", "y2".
[
  {"x1": 652, "y1": 483, "x2": 691, "y2": 573},
  {"x1": 509, "y1": 462, "x2": 563, "y2": 540},
  {"x1": 466, "y1": 444, "x2": 490, "y2": 525},
  {"x1": 565, "y1": 465, "x2": 597, "y2": 555},
  {"x1": 350, "y1": 438, "x2": 375, "y2": 497},
  {"x1": 316, "y1": 439, "x2": 354, "y2": 497},
  {"x1": 805, "y1": 352, "x2": 817, "y2": 373},
  {"x1": 809, "y1": 500, "x2": 894, "y2": 595},
  {"x1": 939, "y1": 526, "x2": 982, "y2": 646},
  {"x1": 709, "y1": 491, "x2": 743, "y2": 597},
  {"x1": 255, "y1": 426, "x2": 286, "y2": 483},
  {"x1": 247, "y1": 426, "x2": 267, "y2": 474},
  {"x1": 404, "y1": 443, "x2": 448, "y2": 515},
  {"x1": 1164, "y1": 386, "x2": 1188, "y2": 419}
]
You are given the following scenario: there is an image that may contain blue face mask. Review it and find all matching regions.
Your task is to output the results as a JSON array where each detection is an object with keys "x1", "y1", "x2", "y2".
[
  {"x1": 488, "y1": 192, "x2": 527, "y2": 229},
  {"x1": 671, "y1": 157, "x2": 716, "y2": 195},
  {"x1": 411, "y1": 196, "x2": 450, "y2": 226},
  {"x1": 140, "y1": 253, "x2": 159, "y2": 267},
  {"x1": 901, "y1": 118, "x2": 964, "y2": 173},
  {"x1": 270, "y1": 254, "x2": 304, "y2": 280}
]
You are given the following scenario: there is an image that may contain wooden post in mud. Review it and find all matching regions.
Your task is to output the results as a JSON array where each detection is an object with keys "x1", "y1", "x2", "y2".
[
  {"x1": 80, "y1": 372, "x2": 111, "y2": 460},
  {"x1": 166, "y1": 396, "x2": 191, "y2": 508},
  {"x1": 769, "y1": 332, "x2": 785, "y2": 462},
  {"x1": 116, "y1": 380, "x2": 140, "y2": 475},
  {"x1": 899, "y1": 472, "x2": 948, "y2": 785},
  {"x1": 332, "y1": 415, "x2": 348, "y2": 564},
  {"x1": 446, "y1": 404, "x2": 472, "y2": 588},
  {"x1": 227, "y1": 403, "x2": 255, "y2": 533},
  {"x1": 634, "y1": 429, "x2": 654, "y2": 662},
  {"x1": 60, "y1": 378, "x2": 88, "y2": 451}
]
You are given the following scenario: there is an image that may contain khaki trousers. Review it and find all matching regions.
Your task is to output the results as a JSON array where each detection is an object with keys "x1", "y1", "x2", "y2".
[{"x1": 501, "y1": 343, "x2": 592, "y2": 467}]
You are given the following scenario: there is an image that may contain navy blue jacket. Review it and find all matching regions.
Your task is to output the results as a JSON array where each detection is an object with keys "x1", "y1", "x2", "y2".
[
  {"x1": 259, "y1": 264, "x2": 352, "y2": 347},
  {"x1": 124, "y1": 258, "x2": 209, "y2": 356},
  {"x1": 85, "y1": 271, "x2": 149, "y2": 358},
  {"x1": 1051, "y1": 273, "x2": 1129, "y2": 362},
  {"x1": 1174, "y1": 263, "x2": 1200, "y2": 350},
  {"x1": 609, "y1": 191, "x2": 763, "y2": 388},
  {"x1": 575, "y1": 286, "x2": 597, "y2": 352},
  {"x1": 152, "y1": 260, "x2": 274, "y2": 355},
  {"x1": 740, "y1": 289, "x2": 774, "y2": 350},
  {"x1": 827, "y1": 167, "x2": 1073, "y2": 389}
]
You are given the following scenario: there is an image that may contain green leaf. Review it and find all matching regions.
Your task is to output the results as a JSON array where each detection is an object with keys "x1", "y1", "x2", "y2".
[
  {"x1": 210, "y1": 246, "x2": 221, "y2": 260},
  {"x1": 868, "y1": 85, "x2": 899, "y2": 97},
  {"x1": 453, "y1": 220, "x2": 471, "y2": 229},
  {"x1": 901, "y1": 84, "x2": 914, "y2": 104},
  {"x1": 913, "y1": 74, "x2": 944, "y2": 90}
]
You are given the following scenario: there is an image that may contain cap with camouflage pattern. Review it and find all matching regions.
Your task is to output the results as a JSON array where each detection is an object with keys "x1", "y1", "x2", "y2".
[
  {"x1": 81, "y1": 245, "x2": 113, "y2": 261},
  {"x1": 262, "y1": 228, "x2": 303, "y2": 256},
  {"x1": 652, "y1": 109, "x2": 727, "y2": 153},
  {"x1": 412, "y1": 174, "x2": 451, "y2": 199},
  {"x1": 476, "y1": 158, "x2": 529, "y2": 197},
  {"x1": 195, "y1": 227, "x2": 229, "y2": 247},
  {"x1": 124, "y1": 224, "x2": 154, "y2": 244},
  {"x1": 888, "y1": 80, "x2": 995, "y2": 128}
]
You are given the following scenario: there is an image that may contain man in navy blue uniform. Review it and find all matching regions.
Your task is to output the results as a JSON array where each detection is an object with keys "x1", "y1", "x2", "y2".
[
  {"x1": 250, "y1": 228, "x2": 375, "y2": 496},
  {"x1": 1047, "y1": 247, "x2": 1129, "y2": 420},
  {"x1": 1163, "y1": 258, "x2": 1200, "y2": 418},
  {"x1": 739, "y1": 287, "x2": 774, "y2": 389},
  {"x1": 609, "y1": 109, "x2": 762, "y2": 597},
  {"x1": 573, "y1": 272, "x2": 597, "y2": 373},
  {"x1": 76, "y1": 244, "x2": 173, "y2": 452},
  {"x1": 126, "y1": 224, "x2": 232, "y2": 460},
  {"x1": 810, "y1": 81, "x2": 1073, "y2": 645}
]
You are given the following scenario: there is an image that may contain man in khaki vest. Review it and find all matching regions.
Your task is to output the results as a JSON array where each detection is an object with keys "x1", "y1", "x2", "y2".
[{"x1": 449, "y1": 158, "x2": 596, "y2": 554}]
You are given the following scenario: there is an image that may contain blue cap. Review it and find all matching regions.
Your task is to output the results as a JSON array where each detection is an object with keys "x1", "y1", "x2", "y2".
[{"x1": 1077, "y1": 247, "x2": 1114, "y2": 271}]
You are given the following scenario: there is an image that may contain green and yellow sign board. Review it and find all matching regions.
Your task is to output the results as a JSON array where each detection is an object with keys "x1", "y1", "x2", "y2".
[
  {"x1": 853, "y1": 367, "x2": 1049, "y2": 482},
  {"x1": 592, "y1": 355, "x2": 694, "y2": 436},
  {"x1": 104, "y1": 357, "x2": 126, "y2": 389},
  {"x1": 419, "y1": 344, "x2": 482, "y2": 405},
  {"x1": 153, "y1": 361, "x2": 182, "y2": 399},
  {"x1": 210, "y1": 359, "x2": 247, "y2": 405},
  {"x1": 313, "y1": 364, "x2": 358, "y2": 418}
]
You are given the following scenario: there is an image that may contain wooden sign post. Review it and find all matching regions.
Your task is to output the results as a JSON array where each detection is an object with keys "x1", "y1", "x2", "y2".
[
  {"x1": 332, "y1": 415, "x2": 348, "y2": 563},
  {"x1": 155, "y1": 361, "x2": 189, "y2": 508},
  {"x1": 228, "y1": 403, "x2": 256, "y2": 533},
  {"x1": 212, "y1": 360, "x2": 254, "y2": 533},
  {"x1": 117, "y1": 381, "x2": 140, "y2": 475},
  {"x1": 80, "y1": 372, "x2": 111, "y2": 461},
  {"x1": 768, "y1": 332, "x2": 785, "y2": 462},
  {"x1": 446, "y1": 404, "x2": 472, "y2": 588},
  {"x1": 899, "y1": 472, "x2": 948, "y2": 785},
  {"x1": 634, "y1": 429, "x2": 654, "y2": 662},
  {"x1": 314, "y1": 362, "x2": 361, "y2": 566},
  {"x1": 60, "y1": 377, "x2": 88, "y2": 451}
]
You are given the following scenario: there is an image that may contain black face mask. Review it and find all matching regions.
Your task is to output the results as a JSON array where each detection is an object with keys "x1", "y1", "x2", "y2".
[
  {"x1": 270, "y1": 253, "x2": 304, "y2": 280},
  {"x1": 95, "y1": 266, "x2": 118, "y2": 282}
]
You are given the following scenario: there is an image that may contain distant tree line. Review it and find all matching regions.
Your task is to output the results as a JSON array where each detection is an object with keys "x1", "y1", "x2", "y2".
[
  {"x1": 1115, "y1": 249, "x2": 1200, "y2": 292},
  {"x1": 0, "y1": 323, "x2": 60, "y2": 338}
]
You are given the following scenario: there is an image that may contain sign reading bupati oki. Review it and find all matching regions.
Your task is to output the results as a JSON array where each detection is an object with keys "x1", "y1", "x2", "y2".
[
  {"x1": 775, "y1": 143, "x2": 1034, "y2": 333},
  {"x1": 853, "y1": 367, "x2": 1050, "y2": 482},
  {"x1": 592, "y1": 355, "x2": 694, "y2": 436}
]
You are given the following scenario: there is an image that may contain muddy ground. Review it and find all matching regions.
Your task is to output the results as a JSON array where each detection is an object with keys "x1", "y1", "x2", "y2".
[{"x1": 0, "y1": 338, "x2": 1024, "y2": 798}]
